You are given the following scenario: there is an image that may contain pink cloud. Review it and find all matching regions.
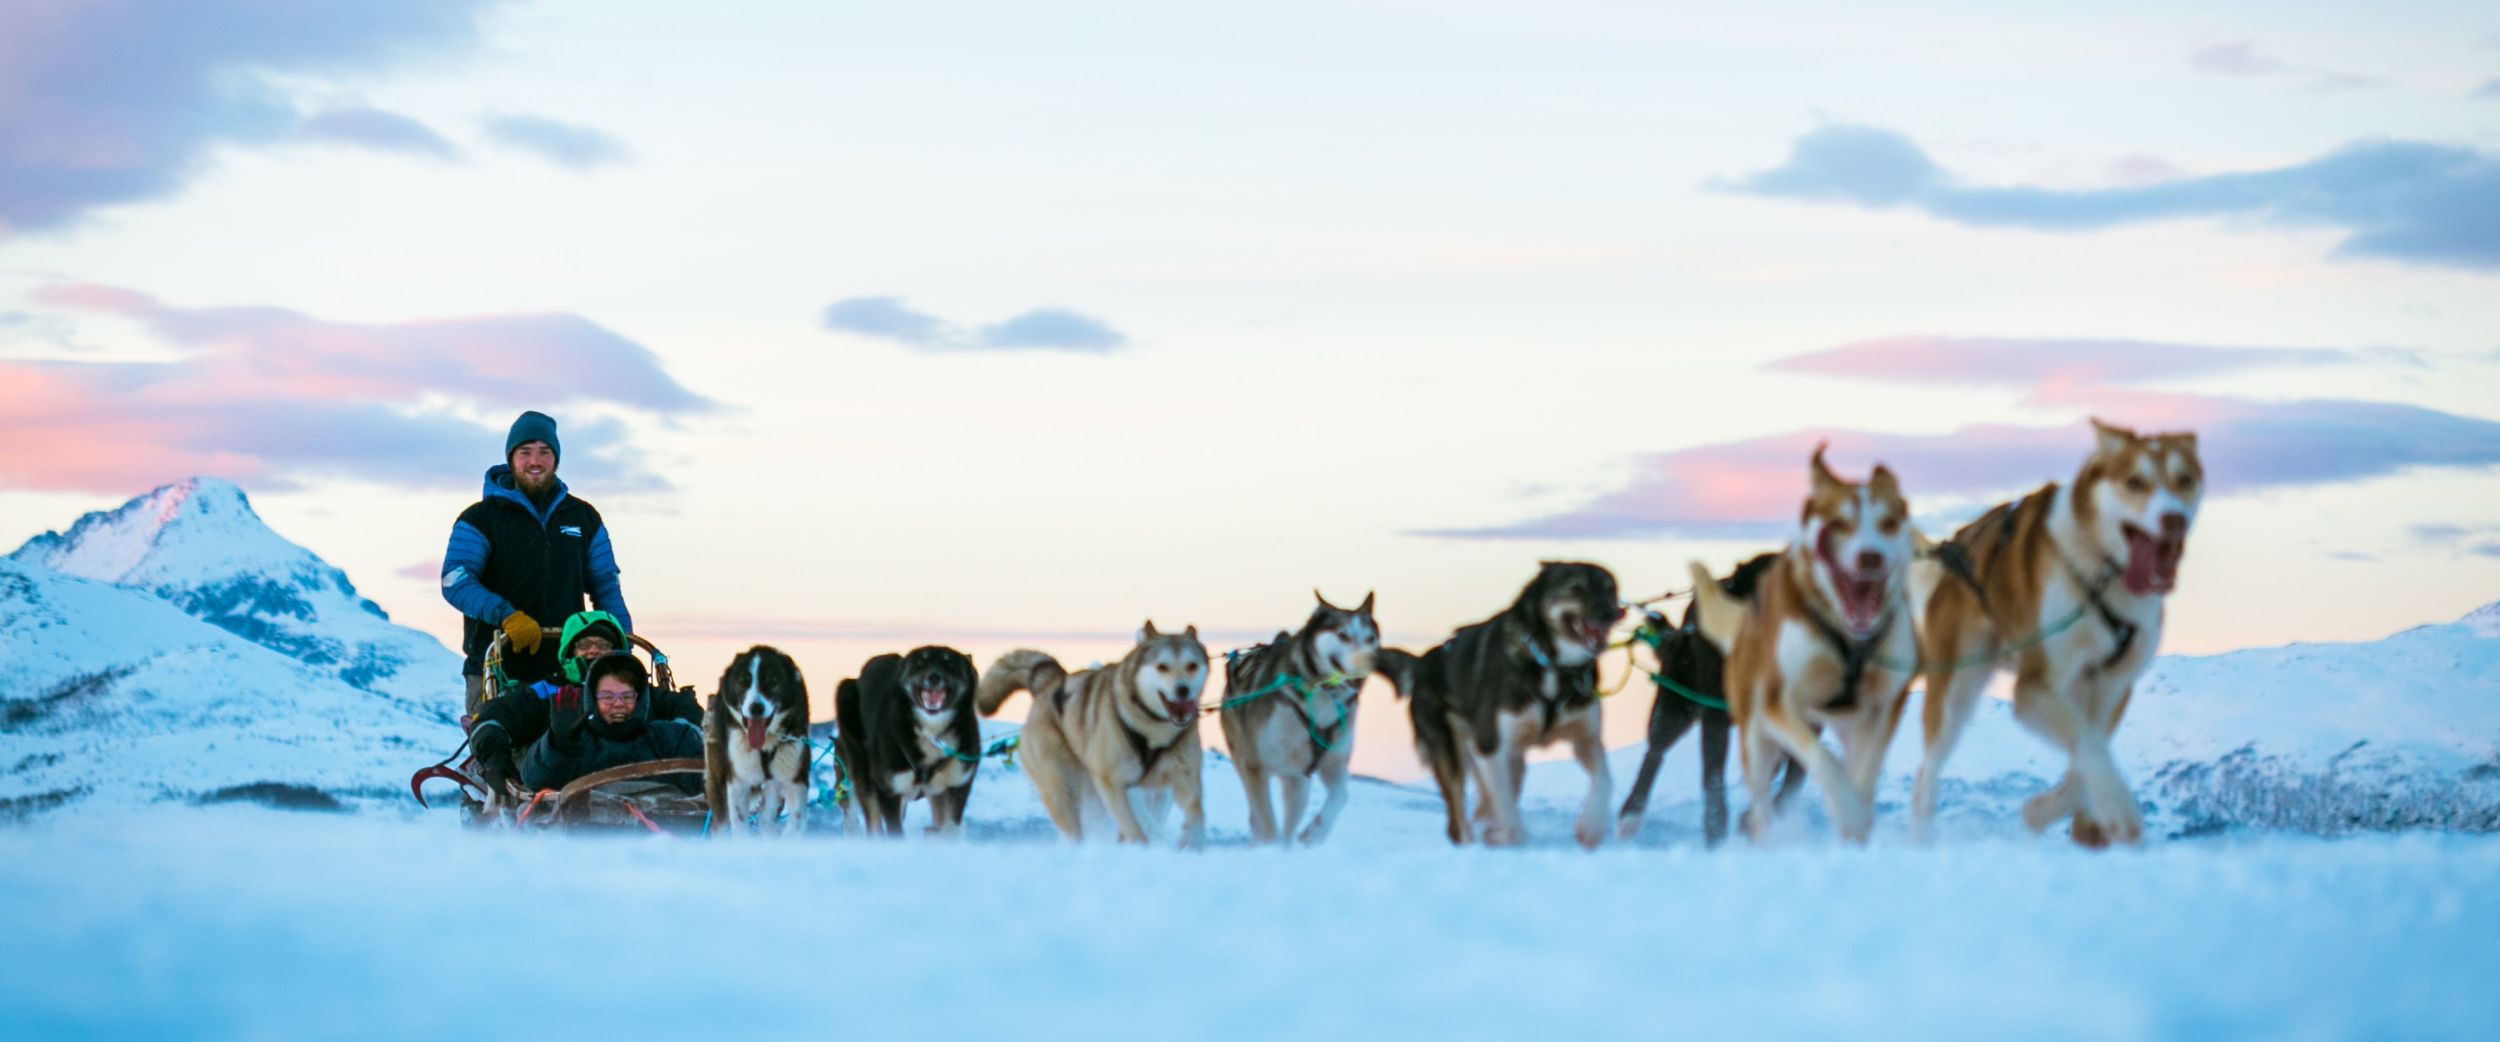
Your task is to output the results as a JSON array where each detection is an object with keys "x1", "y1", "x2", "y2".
[
  {"x1": 0, "y1": 284, "x2": 713, "y2": 495},
  {"x1": 1428, "y1": 341, "x2": 2500, "y2": 540},
  {"x1": 36, "y1": 284, "x2": 715, "y2": 415}
]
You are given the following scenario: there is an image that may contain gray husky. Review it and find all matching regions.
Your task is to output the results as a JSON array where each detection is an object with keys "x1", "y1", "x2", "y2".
[{"x1": 1218, "y1": 591, "x2": 1380, "y2": 846}]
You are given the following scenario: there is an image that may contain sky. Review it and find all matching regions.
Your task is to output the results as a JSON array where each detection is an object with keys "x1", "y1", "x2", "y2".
[{"x1": 3, "y1": 0, "x2": 2498, "y2": 776}]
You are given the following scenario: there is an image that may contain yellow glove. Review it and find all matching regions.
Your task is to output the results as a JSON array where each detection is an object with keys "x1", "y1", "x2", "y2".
[{"x1": 502, "y1": 611, "x2": 544, "y2": 655}]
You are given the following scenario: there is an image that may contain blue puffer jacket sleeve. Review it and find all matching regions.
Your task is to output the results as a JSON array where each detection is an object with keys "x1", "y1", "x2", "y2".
[
  {"x1": 440, "y1": 520, "x2": 515, "y2": 624},
  {"x1": 585, "y1": 525, "x2": 632, "y2": 636}
]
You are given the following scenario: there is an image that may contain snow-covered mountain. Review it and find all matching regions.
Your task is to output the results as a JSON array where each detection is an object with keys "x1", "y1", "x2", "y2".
[
  {"x1": 7, "y1": 478, "x2": 455, "y2": 709},
  {"x1": 2, "y1": 478, "x2": 460, "y2": 816}
]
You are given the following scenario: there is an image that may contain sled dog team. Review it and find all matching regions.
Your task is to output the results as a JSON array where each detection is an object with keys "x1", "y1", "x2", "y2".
[{"x1": 703, "y1": 419, "x2": 2200, "y2": 850}]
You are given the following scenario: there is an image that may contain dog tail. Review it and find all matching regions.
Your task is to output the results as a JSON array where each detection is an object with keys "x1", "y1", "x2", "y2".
[
  {"x1": 1372, "y1": 648, "x2": 1421, "y2": 700},
  {"x1": 976, "y1": 649, "x2": 1065, "y2": 716},
  {"x1": 1688, "y1": 561, "x2": 1746, "y2": 655}
]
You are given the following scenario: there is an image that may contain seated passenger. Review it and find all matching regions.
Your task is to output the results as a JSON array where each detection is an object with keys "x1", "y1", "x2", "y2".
[{"x1": 520, "y1": 652, "x2": 704, "y2": 795}]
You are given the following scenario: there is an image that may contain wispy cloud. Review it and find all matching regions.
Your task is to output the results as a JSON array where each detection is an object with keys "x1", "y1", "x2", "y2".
[
  {"x1": 824, "y1": 296, "x2": 1130, "y2": 354},
  {"x1": 1720, "y1": 124, "x2": 2500, "y2": 271},
  {"x1": 1424, "y1": 338, "x2": 2500, "y2": 540},
  {"x1": 977, "y1": 308, "x2": 1128, "y2": 351},
  {"x1": 1767, "y1": 335, "x2": 2395, "y2": 388},
  {"x1": 2190, "y1": 40, "x2": 2382, "y2": 92},
  {"x1": 481, "y1": 114, "x2": 628, "y2": 170},
  {"x1": 0, "y1": 283, "x2": 714, "y2": 495},
  {"x1": 296, "y1": 106, "x2": 459, "y2": 161},
  {"x1": 0, "y1": 0, "x2": 492, "y2": 234},
  {"x1": 2411, "y1": 523, "x2": 2500, "y2": 559}
]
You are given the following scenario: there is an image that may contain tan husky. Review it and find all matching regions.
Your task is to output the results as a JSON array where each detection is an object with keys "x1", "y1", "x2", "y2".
[
  {"x1": 975, "y1": 623, "x2": 1209, "y2": 849},
  {"x1": 1910, "y1": 419, "x2": 2201, "y2": 847},
  {"x1": 1690, "y1": 448, "x2": 1918, "y2": 844}
]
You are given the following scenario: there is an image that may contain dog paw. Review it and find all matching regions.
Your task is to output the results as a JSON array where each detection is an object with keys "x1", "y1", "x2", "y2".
[
  {"x1": 2073, "y1": 807, "x2": 2141, "y2": 848},
  {"x1": 1834, "y1": 807, "x2": 1873, "y2": 845},
  {"x1": 1615, "y1": 812, "x2": 1643, "y2": 840},
  {"x1": 1482, "y1": 824, "x2": 1525, "y2": 847},
  {"x1": 2020, "y1": 791, "x2": 2071, "y2": 833},
  {"x1": 2069, "y1": 817, "x2": 2110, "y2": 849},
  {"x1": 1575, "y1": 817, "x2": 1606, "y2": 850}
]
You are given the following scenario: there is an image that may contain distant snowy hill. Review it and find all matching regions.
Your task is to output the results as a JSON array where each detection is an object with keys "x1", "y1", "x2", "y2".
[
  {"x1": 1, "y1": 478, "x2": 460, "y2": 817},
  {"x1": 1573, "y1": 599, "x2": 2500, "y2": 841},
  {"x1": 7, "y1": 478, "x2": 456, "y2": 709}
]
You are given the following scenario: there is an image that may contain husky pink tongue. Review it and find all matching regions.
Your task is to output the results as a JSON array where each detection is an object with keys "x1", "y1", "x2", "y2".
[
  {"x1": 1824, "y1": 560, "x2": 1884, "y2": 632},
  {"x1": 920, "y1": 689, "x2": 947, "y2": 712},
  {"x1": 2123, "y1": 528, "x2": 2182, "y2": 596},
  {"x1": 744, "y1": 716, "x2": 770, "y2": 751}
]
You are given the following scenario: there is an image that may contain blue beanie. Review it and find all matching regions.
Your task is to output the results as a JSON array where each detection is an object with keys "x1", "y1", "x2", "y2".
[{"x1": 505, "y1": 411, "x2": 560, "y2": 464}]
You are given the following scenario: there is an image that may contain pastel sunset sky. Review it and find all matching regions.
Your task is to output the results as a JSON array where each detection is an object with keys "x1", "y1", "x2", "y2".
[{"x1": 4, "y1": 1, "x2": 2496, "y2": 774}]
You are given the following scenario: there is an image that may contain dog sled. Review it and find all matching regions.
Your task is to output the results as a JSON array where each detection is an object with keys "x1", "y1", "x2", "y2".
[{"x1": 409, "y1": 630, "x2": 709, "y2": 833}]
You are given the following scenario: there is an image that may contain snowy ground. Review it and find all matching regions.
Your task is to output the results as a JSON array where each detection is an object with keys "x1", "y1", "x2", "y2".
[{"x1": 3, "y1": 805, "x2": 2495, "y2": 1042}]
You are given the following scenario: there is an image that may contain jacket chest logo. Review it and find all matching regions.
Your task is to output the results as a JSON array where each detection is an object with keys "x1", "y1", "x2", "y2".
[{"x1": 557, "y1": 525, "x2": 583, "y2": 537}]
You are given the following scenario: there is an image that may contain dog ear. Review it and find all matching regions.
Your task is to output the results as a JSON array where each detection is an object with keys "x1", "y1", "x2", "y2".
[
  {"x1": 1141, "y1": 620, "x2": 1161, "y2": 640},
  {"x1": 1869, "y1": 462, "x2": 1901, "y2": 498},
  {"x1": 1183, "y1": 624, "x2": 1199, "y2": 641},
  {"x1": 2090, "y1": 417, "x2": 2138, "y2": 457},
  {"x1": 1809, "y1": 442, "x2": 1841, "y2": 492},
  {"x1": 1357, "y1": 590, "x2": 1375, "y2": 616},
  {"x1": 1313, "y1": 587, "x2": 1338, "y2": 612}
]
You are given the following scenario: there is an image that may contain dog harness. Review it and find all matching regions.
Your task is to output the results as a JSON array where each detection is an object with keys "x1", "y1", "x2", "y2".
[
  {"x1": 2059, "y1": 554, "x2": 2140, "y2": 674},
  {"x1": 1512, "y1": 633, "x2": 1593, "y2": 736},
  {"x1": 1800, "y1": 605, "x2": 1896, "y2": 713},
  {"x1": 1118, "y1": 715, "x2": 1185, "y2": 778}
]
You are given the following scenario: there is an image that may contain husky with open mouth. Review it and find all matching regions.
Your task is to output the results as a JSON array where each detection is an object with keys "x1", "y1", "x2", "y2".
[
  {"x1": 975, "y1": 623, "x2": 1210, "y2": 849},
  {"x1": 1218, "y1": 591, "x2": 1380, "y2": 847},
  {"x1": 835, "y1": 646, "x2": 981, "y2": 837},
  {"x1": 1909, "y1": 419, "x2": 2202, "y2": 847},
  {"x1": 1689, "y1": 448, "x2": 1919, "y2": 844},
  {"x1": 1376, "y1": 562, "x2": 1622, "y2": 849},
  {"x1": 703, "y1": 645, "x2": 811, "y2": 837}
]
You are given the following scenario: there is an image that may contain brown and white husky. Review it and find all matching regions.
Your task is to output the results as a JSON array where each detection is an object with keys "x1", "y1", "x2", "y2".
[
  {"x1": 1910, "y1": 419, "x2": 2201, "y2": 847},
  {"x1": 1690, "y1": 448, "x2": 1918, "y2": 844}
]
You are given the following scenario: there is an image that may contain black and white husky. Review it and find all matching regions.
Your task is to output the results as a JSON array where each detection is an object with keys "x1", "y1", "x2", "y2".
[
  {"x1": 835, "y1": 646, "x2": 981, "y2": 837},
  {"x1": 1217, "y1": 591, "x2": 1379, "y2": 846},
  {"x1": 704, "y1": 646, "x2": 811, "y2": 837}
]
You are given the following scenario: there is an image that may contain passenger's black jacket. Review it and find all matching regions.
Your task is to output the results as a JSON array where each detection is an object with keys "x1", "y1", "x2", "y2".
[{"x1": 519, "y1": 657, "x2": 703, "y2": 795}]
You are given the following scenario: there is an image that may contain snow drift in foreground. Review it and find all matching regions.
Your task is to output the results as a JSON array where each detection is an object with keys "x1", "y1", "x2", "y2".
[{"x1": 1, "y1": 808, "x2": 2494, "y2": 1042}]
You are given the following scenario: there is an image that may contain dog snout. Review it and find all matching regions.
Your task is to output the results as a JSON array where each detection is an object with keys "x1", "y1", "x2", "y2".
[
  {"x1": 2160, "y1": 512, "x2": 2188, "y2": 539},
  {"x1": 1856, "y1": 549, "x2": 1885, "y2": 573}
]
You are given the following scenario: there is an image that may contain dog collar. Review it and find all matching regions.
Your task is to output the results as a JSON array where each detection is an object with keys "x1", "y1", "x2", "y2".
[{"x1": 1521, "y1": 634, "x2": 1556, "y2": 672}]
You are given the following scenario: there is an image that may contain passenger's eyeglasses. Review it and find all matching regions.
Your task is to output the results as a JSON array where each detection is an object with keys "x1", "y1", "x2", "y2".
[
  {"x1": 592, "y1": 689, "x2": 639, "y2": 706},
  {"x1": 570, "y1": 639, "x2": 617, "y2": 657}
]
